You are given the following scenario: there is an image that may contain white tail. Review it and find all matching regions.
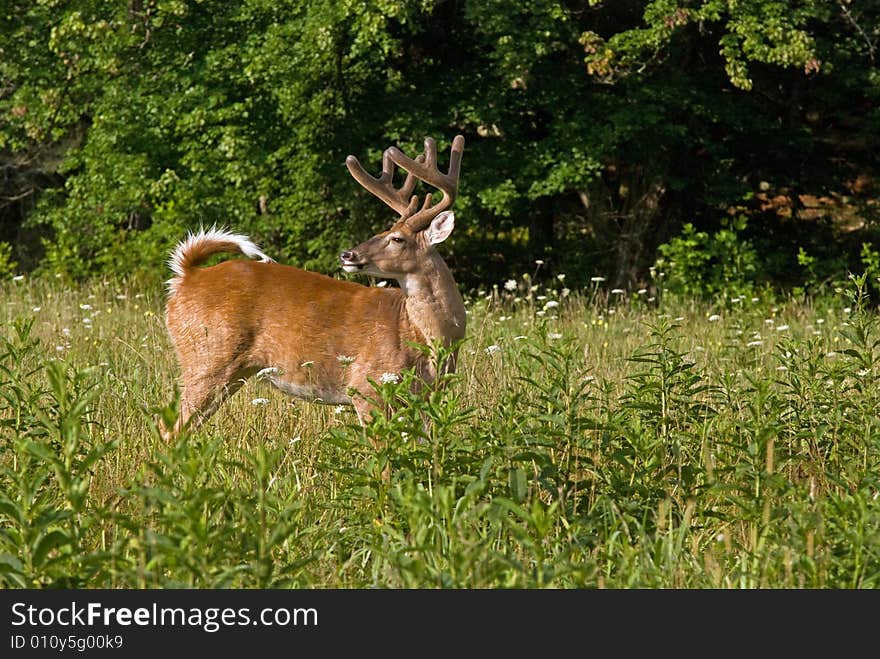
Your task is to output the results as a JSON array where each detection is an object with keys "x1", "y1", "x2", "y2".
[{"x1": 161, "y1": 135, "x2": 466, "y2": 439}]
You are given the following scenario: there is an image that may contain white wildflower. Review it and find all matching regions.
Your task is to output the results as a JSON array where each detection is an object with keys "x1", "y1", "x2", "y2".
[
  {"x1": 535, "y1": 259, "x2": 544, "y2": 265},
  {"x1": 637, "y1": 288, "x2": 647, "y2": 295},
  {"x1": 376, "y1": 280, "x2": 388, "y2": 287},
  {"x1": 513, "y1": 335, "x2": 528, "y2": 341},
  {"x1": 485, "y1": 344, "x2": 501, "y2": 355},
  {"x1": 337, "y1": 355, "x2": 356, "y2": 365},
  {"x1": 251, "y1": 398, "x2": 270, "y2": 406},
  {"x1": 611, "y1": 288, "x2": 625, "y2": 295},
  {"x1": 379, "y1": 372, "x2": 400, "y2": 384},
  {"x1": 543, "y1": 300, "x2": 559, "y2": 309},
  {"x1": 504, "y1": 279, "x2": 517, "y2": 291},
  {"x1": 12, "y1": 275, "x2": 24, "y2": 282},
  {"x1": 775, "y1": 325, "x2": 789, "y2": 331},
  {"x1": 333, "y1": 405, "x2": 346, "y2": 415},
  {"x1": 708, "y1": 314, "x2": 722, "y2": 322},
  {"x1": 747, "y1": 340, "x2": 763, "y2": 347},
  {"x1": 80, "y1": 303, "x2": 93, "y2": 310},
  {"x1": 256, "y1": 367, "x2": 281, "y2": 379},
  {"x1": 590, "y1": 276, "x2": 606, "y2": 283},
  {"x1": 32, "y1": 306, "x2": 41, "y2": 312},
  {"x1": 548, "y1": 333, "x2": 563, "y2": 340},
  {"x1": 300, "y1": 360, "x2": 314, "y2": 368}
]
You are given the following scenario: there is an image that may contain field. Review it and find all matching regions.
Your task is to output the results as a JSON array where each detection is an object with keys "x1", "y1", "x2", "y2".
[{"x1": 1, "y1": 270, "x2": 879, "y2": 588}]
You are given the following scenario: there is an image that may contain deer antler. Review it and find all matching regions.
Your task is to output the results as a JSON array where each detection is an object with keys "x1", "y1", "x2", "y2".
[{"x1": 346, "y1": 135, "x2": 465, "y2": 231}]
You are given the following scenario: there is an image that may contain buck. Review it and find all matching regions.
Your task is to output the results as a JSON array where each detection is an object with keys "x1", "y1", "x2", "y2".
[{"x1": 160, "y1": 135, "x2": 466, "y2": 439}]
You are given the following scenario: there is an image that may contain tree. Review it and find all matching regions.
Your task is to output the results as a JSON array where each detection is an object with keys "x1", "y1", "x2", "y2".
[{"x1": 1, "y1": 1, "x2": 877, "y2": 291}]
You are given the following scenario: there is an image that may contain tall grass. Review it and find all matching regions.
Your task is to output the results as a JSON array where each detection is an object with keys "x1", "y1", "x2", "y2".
[{"x1": 1, "y1": 272, "x2": 878, "y2": 588}]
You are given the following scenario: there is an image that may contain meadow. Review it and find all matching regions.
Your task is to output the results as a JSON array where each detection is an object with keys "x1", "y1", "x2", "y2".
[{"x1": 1, "y1": 269, "x2": 879, "y2": 588}]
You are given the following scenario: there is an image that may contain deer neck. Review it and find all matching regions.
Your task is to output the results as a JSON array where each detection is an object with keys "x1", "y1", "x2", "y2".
[{"x1": 398, "y1": 251, "x2": 466, "y2": 347}]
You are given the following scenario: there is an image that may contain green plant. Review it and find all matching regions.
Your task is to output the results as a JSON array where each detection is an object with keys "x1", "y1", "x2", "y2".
[
  {"x1": 3, "y1": 272, "x2": 880, "y2": 588},
  {"x1": 0, "y1": 320, "x2": 116, "y2": 587},
  {"x1": 655, "y1": 217, "x2": 759, "y2": 301},
  {"x1": 0, "y1": 242, "x2": 17, "y2": 279}
]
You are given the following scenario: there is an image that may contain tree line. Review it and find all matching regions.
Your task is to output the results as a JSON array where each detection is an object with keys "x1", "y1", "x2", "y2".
[{"x1": 1, "y1": 0, "x2": 878, "y2": 294}]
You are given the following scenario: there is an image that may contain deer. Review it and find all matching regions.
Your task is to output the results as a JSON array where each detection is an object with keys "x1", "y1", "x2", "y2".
[{"x1": 160, "y1": 135, "x2": 466, "y2": 442}]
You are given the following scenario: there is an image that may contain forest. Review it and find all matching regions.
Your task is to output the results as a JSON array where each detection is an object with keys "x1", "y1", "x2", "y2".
[{"x1": 1, "y1": 0, "x2": 878, "y2": 295}]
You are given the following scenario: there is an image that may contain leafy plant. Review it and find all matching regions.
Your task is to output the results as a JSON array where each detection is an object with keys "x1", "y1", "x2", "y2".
[
  {"x1": 655, "y1": 217, "x2": 759, "y2": 300},
  {"x1": 0, "y1": 320, "x2": 116, "y2": 587}
]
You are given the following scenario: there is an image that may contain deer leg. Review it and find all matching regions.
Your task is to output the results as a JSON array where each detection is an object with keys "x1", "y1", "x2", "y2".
[{"x1": 163, "y1": 366, "x2": 255, "y2": 440}]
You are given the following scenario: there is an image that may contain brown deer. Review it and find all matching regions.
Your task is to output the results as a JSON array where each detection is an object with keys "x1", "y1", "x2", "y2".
[{"x1": 160, "y1": 135, "x2": 466, "y2": 439}]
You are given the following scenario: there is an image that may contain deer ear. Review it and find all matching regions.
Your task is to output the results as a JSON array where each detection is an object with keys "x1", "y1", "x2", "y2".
[{"x1": 425, "y1": 211, "x2": 455, "y2": 245}]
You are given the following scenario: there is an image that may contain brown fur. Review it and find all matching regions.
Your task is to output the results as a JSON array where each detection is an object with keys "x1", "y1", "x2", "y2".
[{"x1": 162, "y1": 216, "x2": 464, "y2": 439}]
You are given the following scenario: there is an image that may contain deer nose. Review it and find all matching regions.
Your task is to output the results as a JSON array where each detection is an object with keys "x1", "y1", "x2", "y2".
[{"x1": 340, "y1": 250, "x2": 356, "y2": 262}]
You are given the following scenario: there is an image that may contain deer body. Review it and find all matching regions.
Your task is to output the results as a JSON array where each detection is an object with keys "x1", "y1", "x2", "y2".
[{"x1": 162, "y1": 135, "x2": 465, "y2": 438}]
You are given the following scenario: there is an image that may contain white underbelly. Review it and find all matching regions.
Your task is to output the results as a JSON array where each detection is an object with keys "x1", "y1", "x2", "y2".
[{"x1": 266, "y1": 375, "x2": 352, "y2": 405}]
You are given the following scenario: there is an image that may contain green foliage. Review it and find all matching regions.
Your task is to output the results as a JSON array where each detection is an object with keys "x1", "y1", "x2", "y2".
[
  {"x1": 581, "y1": 1, "x2": 826, "y2": 90},
  {"x1": 120, "y1": 434, "x2": 315, "y2": 588},
  {"x1": 655, "y1": 217, "x2": 759, "y2": 299},
  {"x1": 860, "y1": 242, "x2": 880, "y2": 297},
  {"x1": 1, "y1": 1, "x2": 877, "y2": 292},
  {"x1": 3, "y1": 274, "x2": 880, "y2": 588},
  {"x1": 0, "y1": 243, "x2": 17, "y2": 278},
  {"x1": 0, "y1": 320, "x2": 115, "y2": 587},
  {"x1": 794, "y1": 241, "x2": 850, "y2": 298}
]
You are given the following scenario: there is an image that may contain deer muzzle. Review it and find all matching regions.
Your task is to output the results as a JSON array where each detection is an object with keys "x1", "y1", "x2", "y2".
[{"x1": 340, "y1": 250, "x2": 366, "y2": 273}]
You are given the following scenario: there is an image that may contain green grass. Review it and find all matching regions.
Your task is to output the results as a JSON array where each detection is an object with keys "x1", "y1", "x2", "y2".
[{"x1": 1, "y1": 271, "x2": 879, "y2": 588}]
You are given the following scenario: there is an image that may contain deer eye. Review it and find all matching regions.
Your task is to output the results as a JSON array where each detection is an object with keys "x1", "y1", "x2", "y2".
[{"x1": 390, "y1": 236, "x2": 405, "y2": 244}]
